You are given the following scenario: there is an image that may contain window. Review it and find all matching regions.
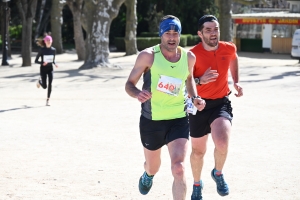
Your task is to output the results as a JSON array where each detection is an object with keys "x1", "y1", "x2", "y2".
[{"x1": 236, "y1": 24, "x2": 262, "y2": 39}]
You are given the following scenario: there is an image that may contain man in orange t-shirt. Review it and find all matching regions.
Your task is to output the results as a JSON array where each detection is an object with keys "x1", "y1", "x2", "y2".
[{"x1": 189, "y1": 15, "x2": 243, "y2": 200}]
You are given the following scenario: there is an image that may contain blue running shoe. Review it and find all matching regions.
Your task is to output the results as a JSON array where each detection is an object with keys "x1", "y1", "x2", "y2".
[
  {"x1": 138, "y1": 172, "x2": 153, "y2": 195},
  {"x1": 191, "y1": 182, "x2": 203, "y2": 200},
  {"x1": 211, "y1": 169, "x2": 229, "y2": 196}
]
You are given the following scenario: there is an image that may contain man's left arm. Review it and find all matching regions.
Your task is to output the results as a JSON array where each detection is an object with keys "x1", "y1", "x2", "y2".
[
  {"x1": 186, "y1": 51, "x2": 205, "y2": 111},
  {"x1": 230, "y1": 53, "x2": 243, "y2": 97}
]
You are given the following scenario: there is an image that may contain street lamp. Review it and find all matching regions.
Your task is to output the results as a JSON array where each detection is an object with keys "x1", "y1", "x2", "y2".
[{"x1": 1, "y1": 0, "x2": 10, "y2": 66}]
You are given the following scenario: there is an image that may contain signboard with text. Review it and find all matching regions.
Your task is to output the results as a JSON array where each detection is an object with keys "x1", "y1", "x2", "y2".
[{"x1": 234, "y1": 18, "x2": 300, "y2": 25}]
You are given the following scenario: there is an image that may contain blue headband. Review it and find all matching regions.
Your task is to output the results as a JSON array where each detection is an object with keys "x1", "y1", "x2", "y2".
[{"x1": 159, "y1": 18, "x2": 182, "y2": 37}]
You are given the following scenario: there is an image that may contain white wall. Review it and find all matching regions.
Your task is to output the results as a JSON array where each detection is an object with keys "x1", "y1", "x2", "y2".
[{"x1": 263, "y1": 24, "x2": 273, "y2": 49}]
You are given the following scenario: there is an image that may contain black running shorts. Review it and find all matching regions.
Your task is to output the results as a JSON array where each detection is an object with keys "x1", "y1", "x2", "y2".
[
  {"x1": 139, "y1": 115, "x2": 189, "y2": 151},
  {"x1": 189, "y1": 96, "x2": 233, "y2": 138}
]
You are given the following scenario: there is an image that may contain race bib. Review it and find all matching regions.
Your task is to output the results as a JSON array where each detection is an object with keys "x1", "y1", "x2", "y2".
[
  {"x1": 156, "y1": 75, "x2": 182, "y2": 96},
  {"x1": 44, "y1": 55, "x2": 54, "y2": 63}
]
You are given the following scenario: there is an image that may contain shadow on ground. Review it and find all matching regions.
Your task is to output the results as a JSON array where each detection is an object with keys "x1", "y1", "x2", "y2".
[
  {"x1": 1, "y1": 68, "x2": 128, "y2": 82},
  {"x1": 0, "y1": 105, "x2": 45, "y2": 113}
]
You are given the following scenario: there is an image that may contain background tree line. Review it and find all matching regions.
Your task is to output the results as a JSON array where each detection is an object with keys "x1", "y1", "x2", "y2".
[{"x1": 1, "y1": 0, "x2": 260, "y2": 69}]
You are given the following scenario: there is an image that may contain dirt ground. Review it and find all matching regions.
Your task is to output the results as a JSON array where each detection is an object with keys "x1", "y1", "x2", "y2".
[{"x1": 0, "y1": 50, "x2": 299, "y2": 200}]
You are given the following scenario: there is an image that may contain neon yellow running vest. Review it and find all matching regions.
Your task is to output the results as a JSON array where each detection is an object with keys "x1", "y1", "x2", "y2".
[{"x1": 141, "y1": 44, "x2": 189, "y2": 120}]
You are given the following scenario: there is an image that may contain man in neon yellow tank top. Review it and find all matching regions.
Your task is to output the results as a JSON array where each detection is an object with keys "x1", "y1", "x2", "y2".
[{"x1": 125, "y1": 15, "x2": 206, "y2": 199}]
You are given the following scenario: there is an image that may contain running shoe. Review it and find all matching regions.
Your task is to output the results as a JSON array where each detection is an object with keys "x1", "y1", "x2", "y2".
[
  {"x1": 138, "y1": 172, "x2": 153, "y2": 195},
  {"x1": 36, "y1": 80, "x2": 40, "y2": 88},
  {"x1": 191, "y1": 182, "x2": 203, "y2": 200},
  {"x1": 211, "y1": 169, "x2": 229, "y2": 196},
  {"x1": 46, "y1": 99, "x2": 50, "y2": 106}
]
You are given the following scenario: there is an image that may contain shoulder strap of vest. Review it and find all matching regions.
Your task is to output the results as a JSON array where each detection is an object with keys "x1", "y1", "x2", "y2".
[
  {"x1": 153, "y1": 44, "x2": 161, "y2": 54},
  {"x1": 178, "y1": 46, "x2": 188, "y2": 55}
]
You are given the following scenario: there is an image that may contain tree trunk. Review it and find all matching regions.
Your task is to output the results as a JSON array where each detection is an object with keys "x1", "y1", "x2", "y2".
[
  {"x1": 50, "y1": 0, "x2": 66, "y2": 54},
  {"x1": 124, "y1": 0, "x2": 138, "y2": 55},
  {"x1": 1, "y1": 4, "x2": 12, "y2": 59},
  {"x1": 66, "y1": 0, "x2": 85, "y2": 60},
  {"x1": 80, "y1": 0, "x2": 126, "y2": 70},
  {"x1": 34, "y1": 0, "x2": 47, "y2": 40},
  {"x1": 7, "y1": 7, "x2": 11, "y2": 59},
  {"x1": 40, "y1": 8, "x2": 51, "y2": 34},
  {"x1": 16, "y1": 0, "x2": 38, "y2": 67},
  {"x1": 217, "y1": 0, "x2": 232, "y2": 41}
]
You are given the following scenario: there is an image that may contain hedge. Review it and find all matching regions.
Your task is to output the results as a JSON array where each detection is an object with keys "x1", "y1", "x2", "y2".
[
  {"x1": 114, "y1": 36, "x2": 188, "y2": 51},
  {"x1": 140, "y1": 32, "x2": 159, "y2": 37},
  {"x1": 183, "y1": 34, "x2": 201, "y2": 46}
]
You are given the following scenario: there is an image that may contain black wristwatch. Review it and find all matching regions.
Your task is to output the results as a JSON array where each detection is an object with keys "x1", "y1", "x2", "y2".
[
  {"x1": 194, "y1": 77, "x2": 201, "y2": 85},
  {"x1": 191, "y1": 96, "x2": 201, "y2": 103}
]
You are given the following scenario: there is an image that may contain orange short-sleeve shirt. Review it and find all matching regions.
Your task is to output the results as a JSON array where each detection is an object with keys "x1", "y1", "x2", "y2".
[{"x1": 190, "y1": 41, "x2": 237, "y2": 99}]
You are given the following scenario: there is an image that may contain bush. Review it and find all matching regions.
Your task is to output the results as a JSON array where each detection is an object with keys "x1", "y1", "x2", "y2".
[
  {"x1": 114, "y1": 37, "x2": 126, "y2": 51},
  {"x1": 114, "y1": 36, "x2": 188, "y2": 51},
  {"x1": 9, "y1": 25, "x2": 22, "y2": 40},
  {"x1": 183, "y1": 34, "x2": 201, "y2": 46},
  {"x1": 179, "y1": 35, "x2": 187, "y2": 47},
  {"x1": 63, "y1": 43, "x2": 75, "y2": 50},
  {"x1": 137, "y1": 37, "x2": 161, "y2": 50},
  {"x1": 140, "y1": 32, "x2": 159, "y2": 37}
]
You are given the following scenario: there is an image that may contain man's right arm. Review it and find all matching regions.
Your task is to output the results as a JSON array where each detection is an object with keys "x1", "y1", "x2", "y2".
[{"x1": 125, "y1": 50, "x2": 153, "y2": 103}]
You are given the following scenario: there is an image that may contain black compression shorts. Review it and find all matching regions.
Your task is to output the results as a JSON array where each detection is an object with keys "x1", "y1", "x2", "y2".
[
  {"x1": 189, "y1": 96, "x2": 233, "y2": 138},
  {"x1": 139, "y1": 115, "x2": 189, "y2": 151}
]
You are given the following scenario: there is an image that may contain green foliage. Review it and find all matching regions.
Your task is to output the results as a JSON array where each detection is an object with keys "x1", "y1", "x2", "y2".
[
  {"x1": 9, "y1": 25, "x2": 22, "y2": 40},
  {"x1": 63, "y1": 43, "x2": 75, "y2": 50},
  {"x1": 114, "y1": 37, "x2": 126, "y2": 51},
  {"x1": 114, "y1": 35, "x2": 189, "y2": 51},
  {"x1": 62, "y1": 5, "x2": 75, "y2": 43},
  {"x1": 160, "y1": 0, "x2": 218, "y2": 34},
  {"x1": 233, "y1": 0, "x2": 263, "y2": 6},
  {"x1": 179, "y1": 35, "x2": 187, "y2": 47},
  {"x1": 140, "y1": 32, "x2": 159, "y2": 37},
  {"x1": 136, "y1": 37, "x2": 161, "y2": 50},
  {"x1": 183, "y1": 34, "x2": 201, "y2": 46},
  {"x1": 7, "y1": 0, "x2": 216, "y2": 49},
  {"x1": 115, "y1": 37, "x2": 162, "y2": 51},
  {"x1": 135, "y1": 0, "x2": 217, "y2": 36},
  {"x1": 110, "y1": 4, "x2": 127, "y2": 43},
  {"x1": 115, "y1": 0, "x2": 218, "y2": 42},
  {"x1": 144, "y1": 4, "x2": 164, "y2": 33}
]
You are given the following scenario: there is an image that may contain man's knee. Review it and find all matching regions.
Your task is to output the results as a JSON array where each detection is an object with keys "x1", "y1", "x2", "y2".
[
  {"x1": 171, "y1": 162, "x2": 185, "y2": 178},
  {"x1": 191, "y1": 146, "x2": 206, "y2": 159},
  {"x1": 215, "y1": 141, "x2": 228, "y2": 154}
]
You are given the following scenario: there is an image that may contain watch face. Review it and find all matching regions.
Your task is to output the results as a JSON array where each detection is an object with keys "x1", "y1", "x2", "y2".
[{"x1": 194, "y1": 78, "x2": 200, "y2": 84}]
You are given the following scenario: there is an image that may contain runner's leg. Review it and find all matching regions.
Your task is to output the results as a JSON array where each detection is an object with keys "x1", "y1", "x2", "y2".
[{"x1": 168, "y1": 138, "x2": 188, "y2": 200}]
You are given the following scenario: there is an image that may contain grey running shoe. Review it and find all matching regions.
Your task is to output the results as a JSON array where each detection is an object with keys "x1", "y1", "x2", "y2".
[
  {"x1": 46, "y1": 99, "x2": 50, "y2": 106},
  {"x1": 211, "y1": 169, "x2": 229, "y2": 196},
  {"x1": 138, "y1": 172, "x2": 153, "y2": 195},
  {"x1": 191, "y1": 182, "x2": 203, "y2": 200}
]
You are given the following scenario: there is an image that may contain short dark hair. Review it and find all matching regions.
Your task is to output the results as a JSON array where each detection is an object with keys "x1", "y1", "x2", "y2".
[
  {"x1": 198, "y1": 15, "x2": 218, "y2": 31},
  {"x1": 160, "y1": 15, "x2": 180, "y2": 24}
]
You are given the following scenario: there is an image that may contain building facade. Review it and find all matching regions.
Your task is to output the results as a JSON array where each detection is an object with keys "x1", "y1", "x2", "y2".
[{"x1": 231, "y1": 0, "x2": 300, "y2": 53}]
